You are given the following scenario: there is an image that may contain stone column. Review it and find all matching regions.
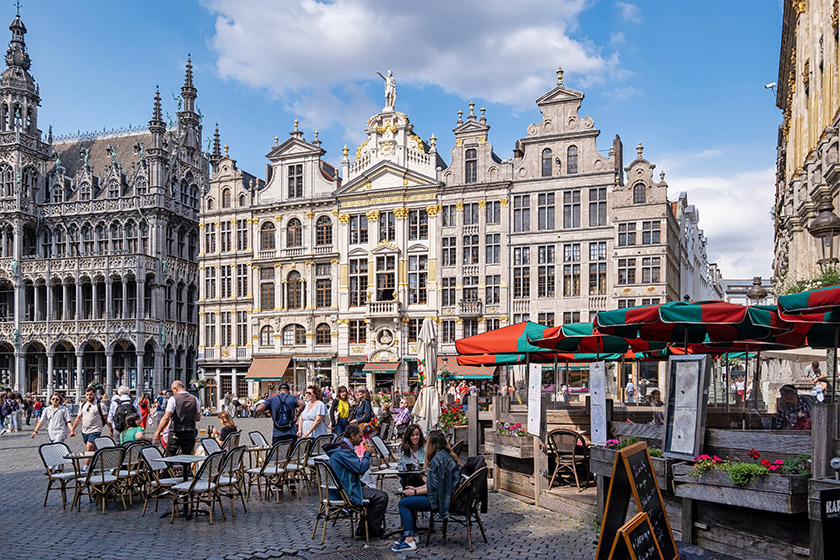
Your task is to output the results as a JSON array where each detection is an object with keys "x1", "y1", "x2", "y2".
[
  {"x1": 137, "y1": 277, "x2": 145, "y2": 320},
  {"x1": 14, "y1": 351, "x2": 24, "y2": 394},
  {"x1": 179, "y1": 350, "x2": 187, "y2": 383},
  {"x1": 76, "y1": 352, "x2": 84, "y2": 405},
  {"x1": 75, "y1": 280, "x2": 82, "y2": 321},
  {"x1": 46, "y1": 351, "x2": 54, "y2": 394},
  {"x1": 46, "y1": 281, "x2": 53, "y2": 321},
  {"x1": 215, "y1": 368, "x2": 222, "y2": 410},
  {"x1": 136, "y1": 351, "x2": 145, "y2": 396},
  {"x1": 105, "y1": 277, "x2": 112, "y2": 320},
  {"x1": 33, "y1": 282, "x2": 40, "y2": 321},
  {"x1": 122, "y1": 277, "x2": 129, "y2": 319},
  {"x1": 62, "y1": 280, "x2": 68, "y2": 320},
  {"x1": 153, "y1": 350, "x2": 164, "y2": 395},
  {"x1": 105, "y1": 351, "x2": 114, "y2": 395}
]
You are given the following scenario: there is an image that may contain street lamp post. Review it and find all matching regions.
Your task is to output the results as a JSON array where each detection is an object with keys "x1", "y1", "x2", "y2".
[{"x1": 746, "y1": 277, "x2": 768, "y2": 408}]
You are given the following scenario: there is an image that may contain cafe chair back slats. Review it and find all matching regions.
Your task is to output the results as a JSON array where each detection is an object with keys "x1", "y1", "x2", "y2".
[
  {"x1": 139, "y1": 446, "x2": 180, "y2": 516},
  {"x1": 72, "y1": 446, "x2": 127, "y2": 514},
  {"x1": 169, "y1": 451, "x2": 226, "y2": 525},
  {"x1": 201, "y1": 437, "x2": 223, "y2": 456},
  {"x1": 38, "y1": 442, "x2": 76, "y2": 509},
  {"x1": 93, "y1": 435, "x2": 117, "y2": 450},
  {"x1": 217, "y1": 446, "x2": 248, "y2": 516},
  {"x1": 311, "y1": 458, "x2": 370, "y2": 543}
]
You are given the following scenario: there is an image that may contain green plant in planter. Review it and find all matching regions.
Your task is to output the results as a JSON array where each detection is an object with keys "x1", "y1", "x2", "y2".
[
  {"x1": 604, "y1": 437, "x2": 638, "y2": 450},
  {"x1": 728, "y1": 462, "x2": 768, "y2": 486},
  {"x1": 649, "y1": 448, "x2": 664, "y2": 458}
]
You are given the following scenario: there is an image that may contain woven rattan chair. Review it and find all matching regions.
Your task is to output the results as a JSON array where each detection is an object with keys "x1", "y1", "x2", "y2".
[
  {"x1": 217, "y1": 446, "x2": 247, "y2": 516},
  {"x1": 72, "y1": 446, "x2": 127, "y2": 514},
  {"x1": 169, "y1": 451, "x2": 227, "y2": 525},
  {"x1": 311, "y1": 459, "x2": 370, "y2": 543},
  {"x1": 38, "y1": 442, "x2": 76, "y2": 509},
  {"x1": 139, "y1": 446, "x2": 181, "y2": 516}
]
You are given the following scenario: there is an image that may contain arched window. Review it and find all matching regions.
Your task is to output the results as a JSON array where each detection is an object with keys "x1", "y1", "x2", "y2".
[
  {"x1": 260, "y1": 325, "x2": 274, "y2": 346},
  {"x1": 567, "y1": 146, "x2": 578, "y2": 174},
  {"x1": 283, "y1": 324, "x2": 306, "y2": 345},
  {"x1": 51, "y1": 183, "x2": 63, "y2": 203},
  {"x1": 286, "y1": 218, "x2": 302, "y2": 247},
  {"x1": 190, "y1": 184, "x2": 199, "y2": 208},
  {"x1": 0, "y1": 164, "x2": 12, "y2": 197},
  {"x1": 465, "y1": 148, "x2": 477, "y2": 184},
  {"x1": 54, "y1": 227, "x2": 66, "y2": 256},
  {"x1": 110, "y1": 222, "x2": 123, "y2": 252},
  {"x1": 107, "y1": 179, "x2": 120, "y2": 198},
  {"x1": 286, "y1": 270, "x2": 304, "y2": 309},
  {"x1": 79, "y1": 182, "x2": 91, "y2": 201},
  {"x1": 81, "y1": 224, "x2": 94, "y2": 254},
  {"x1": 316, "y1": 323, "x2": 331, "y2": 345},
  {"x1": 221, "y1": 189, "x2": 231, "y2": 208},
  {"x1": 135, "y1": 176, "x2": 147, "y2": 196},
  {"x1": 125, "y1": 220, "x2": 137, "y2": 253},
  {"x1": 206, "y1": 198, "x2": 214, "y2": 210},
  {"x1": 541, "y1": 148, "x2": 553, "y2": 177},
  {"x1": 22, "y1": 167, "x2": 36, "y2": 201},
  {"x1": 67, "y1": 226, "x2": 78, "y2": 256},
  {"x1": 95, "y1": 223, "x2": 107, "y2": 253},
  {"x1": 633, "y1": 183, "x2": 646, "y2": 204},
  {"x1": 260, "y1": 222, "x2": 276, "y2": 251},
  {"x1": 239, "y1": 193, "x2": 247, "y2": 207},
  {"x1": 316, "y1": 216, "x2": 332, "y2": 246}
]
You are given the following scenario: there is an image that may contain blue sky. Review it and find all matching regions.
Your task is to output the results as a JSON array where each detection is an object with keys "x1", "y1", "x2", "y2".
[{"x1": 21, "y1": 0, "x2": 782, "y2": 279}]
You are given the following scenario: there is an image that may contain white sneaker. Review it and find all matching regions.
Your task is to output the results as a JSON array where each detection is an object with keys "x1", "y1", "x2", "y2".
[{"x1": 0, "y1": 428, "x2": 6, "y2": 436}]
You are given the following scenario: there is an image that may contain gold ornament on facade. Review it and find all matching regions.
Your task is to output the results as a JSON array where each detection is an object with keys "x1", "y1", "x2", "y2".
[
  {"x1": 425, "y1": 204, "x2": 440, "y2": 216},
  {"x1": 477, "y1": 200, "x2": 486, "y2": 209},
  {"x1": 478, "y1": 136, "x2": 486, "y2": 144},
  {"x1": 366, "y1": 209, "x2": 380, "y2": 221},
  {"x1": 331, "y1": 209, "x2": 339, "y2": 216},
  {"x1": 793, "y1": 0, "x2": 805, "y2": 15},
  {"x1": 338, "y1": 213, "x2": 350, "y2": 224},
  {"x1": 393, "y1": 207, "x2": 409, "y2": 219},
  {"x1": 430, "y1": 134, "x2": 437, "y2": 147},
  {"x1": 342, "y1": 145, "x2": 349, "y2": 158},
  {"x1": 409, "y1": 134, "x2": 425, "y2": 153},
  {"x1": 355, "y1": 140, "x2": 368, "y2": 159},
  {"x1": 305, "y1": 210, "x2": 315, "y2": 219},
  {"x1": 499, "y1": 198, "x2": 508, "y2": 207},
  {"x1": 802, "y1": 59, "x2": 810, "y2": 91},
  {"x1": 833, "y1": 0, "x2": 838, "y2": 29},
  {"x1": 455, "y1": 138, "x2": 464, "y2": 146},
  {"x1": 455, "y1": 202, "x2": 464, "y2": 211},
  {"x1": 365, "y1": 181, "x2": 372, "y2": 190}
]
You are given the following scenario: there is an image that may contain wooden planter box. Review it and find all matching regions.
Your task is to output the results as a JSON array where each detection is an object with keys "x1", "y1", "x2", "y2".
[
  {"x1": 590, "y1": 446, "x2": 673, "y2": 491},
  {"x1": 484, "y1": 430, "x2": 534, "y2": 459},
  {"x1": 673, "y1": 463, "x2": 808, "y2": 514}
]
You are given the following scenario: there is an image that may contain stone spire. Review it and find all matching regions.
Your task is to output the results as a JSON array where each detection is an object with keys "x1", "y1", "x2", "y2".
[
  {"x1": 5, "y1": 10, "x2": 29, "y2": 71},
  {"x1": 181, "y1": 55, "x2": 197, "y2": 113},
  {"x1": 212, "y1": 124, "x2": 221, "y2": 158},
  {"x1": 151, "y1": 86, "x2": 163, "y2": 124}
]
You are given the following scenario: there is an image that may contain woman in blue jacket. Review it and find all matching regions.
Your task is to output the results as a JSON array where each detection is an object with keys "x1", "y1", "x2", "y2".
[{"x1": 392, "y1": 430, "x2": 461, "y2": 552}]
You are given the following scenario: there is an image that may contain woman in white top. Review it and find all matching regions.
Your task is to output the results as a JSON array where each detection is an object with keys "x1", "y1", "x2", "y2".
[
  {"x1": 298, "y1": 385, "x2": 329, "y2": 439},
  {"x1": 30, "y1": 394, "x2": 73, "y2": 443}
]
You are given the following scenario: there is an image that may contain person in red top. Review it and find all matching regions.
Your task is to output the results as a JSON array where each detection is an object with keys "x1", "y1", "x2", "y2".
[{"x1": 138, "y1": 392, "x2": 150, "y2": 429}]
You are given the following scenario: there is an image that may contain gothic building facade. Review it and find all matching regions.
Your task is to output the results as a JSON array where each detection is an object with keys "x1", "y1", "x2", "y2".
[{"x1": 0, "y1": 13, "x2": 205, "y2": 399}]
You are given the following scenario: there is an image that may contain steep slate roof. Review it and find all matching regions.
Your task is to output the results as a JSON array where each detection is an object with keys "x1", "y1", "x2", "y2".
[{"x1": 50, "y1": 130, "x2": 153, "y2": 178}]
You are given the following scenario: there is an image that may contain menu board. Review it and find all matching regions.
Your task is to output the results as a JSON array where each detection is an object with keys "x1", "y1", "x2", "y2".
[
  {"x1": 527, "y1": 363, "x2": 542, "y2": 436},
  {"x1": 663, "y1": 355, "x2": 710, "y2": 461},
  {"x1": 589, "y1": 361, "x2": 607, "y2": 446},
  {"x1": 596, "y1": 441, "x2": 679, "y2": 560},
  {"x1": 607, "y1": 512, "x2": 665, "y2": 560}
]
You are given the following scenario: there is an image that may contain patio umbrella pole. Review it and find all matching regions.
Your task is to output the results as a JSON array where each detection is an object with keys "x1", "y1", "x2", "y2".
[
  {"x1": 834, "y1": 326, "x2": 838, "y2": 405},
  {"x1": 725, "y1": 353, "x2": 730, "y2": 413}
]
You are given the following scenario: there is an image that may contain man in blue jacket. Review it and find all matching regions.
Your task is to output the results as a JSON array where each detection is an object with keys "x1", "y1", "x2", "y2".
[{"x1": 325, "y1": 424, "x2": 388, "y2": 538}]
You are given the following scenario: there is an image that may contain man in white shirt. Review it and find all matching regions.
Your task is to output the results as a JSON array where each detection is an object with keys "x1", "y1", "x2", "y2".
[
  {"x1": 70, "y1": 387, "x2": 113, "y2": 469},
  {"x1": 153, "y1": 380, "x2": 201, "y2": 456}
]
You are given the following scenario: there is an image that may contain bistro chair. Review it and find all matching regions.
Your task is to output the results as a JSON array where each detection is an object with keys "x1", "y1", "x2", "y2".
[
  {"x1": 169, "y1": 451, "x2": 226, "y2": 525},
  {"x1": 38, "y1": 442, "x2": 76, "y2": 509},
  {"x1": 546, "y1": 429, "x2": 589, "y2": 491},
  {"x1": 246, "y1": 440, "x2": 292, "y2": 502},
  {"x1": 201, "y1": 437, "x2": 223, "y2": 456},
  {"x1": 311, "y1": 459, "x2": 370, "y2": 543},
  {"x1": 139, "y1": 446, "x2": 181, "y2": 516},
  {"x1": 428, "y1": 466, "x2": 489, "y2": 552},
  {"x1": 370, "y1": 435, "x2": 396, "y2": 468},
  {"x1": 222, "y1": 430, "x2": 241, "y2": 452},
  {"x1": 120, "y1": 441, "x2": 151, "y2": 502},
  {"x1": 285, "y1": 437, "x2": 314, "y2": 497},
  {"x1": 249, "y1": 430, "x2": 269, "y2": 447},
  {"x1": 72, "y1": 446, "x2": 127, "y2": 514},
  {"x1": 217, "y1": 446, "x2": 248, "y2": 516},
  {"x1": 93, "y1": 435, "x2": 117, "y2": 450}
]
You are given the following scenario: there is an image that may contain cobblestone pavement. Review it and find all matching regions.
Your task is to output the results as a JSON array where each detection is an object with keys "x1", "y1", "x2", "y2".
[{"x1": 2, "y1": 417, "x2": 599, "y2": 560}]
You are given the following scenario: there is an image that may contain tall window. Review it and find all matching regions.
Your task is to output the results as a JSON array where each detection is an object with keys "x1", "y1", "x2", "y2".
[
  {"x1": 465, "y1": 148, "x2": 477, "y2": 184},
  {"x1": 379, "y1": 211, "x2": 395, "y2": 242},
  {"x1": 316, "y1": 216, "x2": 332, "y2": 246},
  {"x1": 237, "y1": 311, "x2": 248, "y2": 346},
  {"x1": 220, "y1": 266, "x2": 232, "y2": 298},
  {"x1": 641, "y1": 297, "x2": 660, "y2": 306},
  {"x1": 206, "y1": 313, "x2": 216, "y2": 347},
  {"x1": 205, "y1": 268, "x2": 217, "y2": 299},
  {"x1": 442, "y1": 236, "x2": 456, "y2": 267},
  {"x1": 259, "y1": 325, "x2": 273, "y2": 346},
  {"x1": 485, "y1": 274, "x2": 500, "y2": 304},
  {"x1": 316, "y1": 323, "x2": 331, "y2": 345},
  {"x1": 563, "y1": 311, "x2": 580, "y2": 324},
  {"x1": 563, "y1": 190, "x2": 581, "y2": 228},
  {"x1": 236, "y1": 264, "x2": 248, "y2": 297},
  {"x1": 588, "y1": 241, "x2": 607, "y2": 295},
  {"x1": 109, "y1": 223, "x2": 122, "y2": 253},
  {"x1": 441, "y1": 320, "x2": 456, "y2": 343},
  {"x1": 125, "y1": 222, "x2": 137, "y2": 253},
  {"x1": 349, "y1": 319, "x2": 366, "y2": 343},
  {"x1": 286, "y1": 271, "x2": 304, "y2": 309},
  {"x1": 463, "y1": 319, "x2": 479, "y2": 338},
  {"x1": 349, "y1": 258, "x2": 367, "y2": 307},
  {"x1": 81, "y1": 225, "x2": 94, "y2": 254},
  {"x1": 641, "y1": 257, "x2": 661, "y2": 284},
  {"x1": 288, "y1": 164, "x2": 303, "y2": 198},
  {"x1": 463, "y1": 203, "x2": 479, "y2": 225},
  {"x1": 538, "y1": 193, "x2": 555, "y2": 230},
  {"x1": 237, "y1": 219, "x2": 248, "y2": 251},
  {"x1": 259, "y1": 268, "x2": 275, "y2": 309},
  {"x1": 349, "y1": 215, "x2": 368, "y2": 244},
  {"x1": 408, "y1": 255, "x2": 428, "y2": 304},
  {"x1": 463, "y1": 276, "x2": 479, "y2": 302},
  {"x1": 567, "y1": 145, "x2": 578, "y2": 174},
  {"x1": 538, "y1": 245, "x2": 556, "y2": 298},
  {"x1": 286, "y1": 218, "x2": 302, "y2": 247},
  {"x1": 221, "y1": 189, "x2": 231, "y2": 208},
  {"x1": 375, "y1": 255, "x2": 396, "y2": 300},
  {"x1": 618, "y1": 299, "x2": 636, "y2": 309},
  {"x1": 642, "y1": 221, "x2": 661, "y2": 244},
  {"x1": 485, "y1": 233, "x2": 500, "y2": 264},
  {"x1": 538, "y1": 312, "x2": 555, "y2": 327},
  {"x1": 589, "y1": 187, "x2": 606, "y2": 226},
  {"x1": 541, "y1": 148, "x2": 552, "y2": 177},
  {"x1": 260, "y1": 222, "x2": 275, "y2": 250},
  {"x1": 408, "y1": 209, "x2": 428, "y2": 240},
  {"x1": 513, "y1": 247, "x2": 530, "y2": 298},
  {"x1": 618, "y1": 223, "x2": 636, "y2": 246},
  {"x1": 220, "y1": 311, "x2": 232, "y2": 346},
  {"x1": 441, "y1": 277, "x2": 456, "y2": 307},
  {"x1": 441, "y1": 205, "x2": 456, "y2": 227},
  {"x1": 283, "y1": 324, "x2": 306, "y2": 345},
  {"x1": 486, "y1": 318, "x2": 500, "y2": 332},
  {"x1": 618, "y1": 258, "x2": 636, "y2": 285},
  {"x1": 513, "y1": 195, "x2": 530, "y2": 232},
  {"x1": 108, "y1": 179, "x2": 120, "y2": 198},
  {"x1": 220, "y1": 221, "x2": 232, "y2": 252},
  {"x1": 463, "y1": 234, "x2": 479, "y2": 265},
  {"x1": 633, "y1": 183, "x2": 646, "y2": 204},
  {"x1": 315, "y1": 263, "x2": 332, "y2": 308},
  {"x1": 486, "y1": 200, "x2": 500, "y2": 224},
  {"x1": 562, "y1": 243, "x2": 580, "y2": 296}
]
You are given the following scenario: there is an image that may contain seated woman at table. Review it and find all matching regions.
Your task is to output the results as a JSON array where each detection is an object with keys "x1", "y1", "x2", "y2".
[
  {"x1": 211, "y1": 410, "x2": 237, "y2": 445},
  {"x1": 120, "y1": 414, "x2": 150, "y2": 443},
  {"x1": 399, "y1": 424, "x2": 426, "y2": 487},
  {"x1": 392, "y1": 430, "x2": 461, "y2": 552}
]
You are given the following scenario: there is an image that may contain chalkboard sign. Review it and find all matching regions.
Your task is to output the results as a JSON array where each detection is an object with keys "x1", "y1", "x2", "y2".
[
  {"x1": 606, "y1": 512, "x2": 665, "y2": 560},
  {"x1": 596, "y1": 441, "x2": 678, "y2": 560},
  {"x1": 821, "y1": 487, "x2": 840, "y2": 552}
]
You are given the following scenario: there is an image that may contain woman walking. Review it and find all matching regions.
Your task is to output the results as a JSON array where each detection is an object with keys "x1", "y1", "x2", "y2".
[
  {"x1": 30, "y1": 394, "x2": 73, "y2": 443},
  {"x1": 329, "y1": 385, "x2": 351, "y2": 435},
  {"x1": 298, "y1": 385, "x2": 329, "y2": 439}
]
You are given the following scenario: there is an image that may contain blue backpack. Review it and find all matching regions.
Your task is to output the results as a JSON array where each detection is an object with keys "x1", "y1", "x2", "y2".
[{"x1": 272, "y1": 394, "x2": 295, "y2": 430}]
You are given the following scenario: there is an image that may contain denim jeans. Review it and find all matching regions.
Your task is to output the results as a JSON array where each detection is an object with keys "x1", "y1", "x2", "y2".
[
  {"x1": 334, "y1": 417, "x2": 348, "y2": 436},
  {"x1": 398, "y1": 495, "x2": 432, "y2": 537}
]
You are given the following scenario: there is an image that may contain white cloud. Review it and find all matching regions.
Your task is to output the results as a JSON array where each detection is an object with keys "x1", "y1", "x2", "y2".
[
  {"x1": 616, "y1": 2, "x2": 642, "y2": 24},
  {"x1": 204, "y1": 0, "x2": 623, "y2": 123}
]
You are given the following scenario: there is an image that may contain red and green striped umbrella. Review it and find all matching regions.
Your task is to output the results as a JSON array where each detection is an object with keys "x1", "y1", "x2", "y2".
[
  {"x1": 455, "y1": 321, "x2": 552, "y2": 355},
  {"x1": 528, "y1": 322, "x2": 666, "y2": 354},
  {"x1": 778, "y1": 284, "x2": 840, "y2": 316},
  {"x1": 594, "y1": 301, "x2": 789, "y2": 344},
  {"x1": 457, "y1": 351, "x2": 625, "y2": 366}
]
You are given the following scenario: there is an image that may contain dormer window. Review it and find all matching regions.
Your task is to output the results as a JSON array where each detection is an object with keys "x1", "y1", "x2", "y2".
[
  {"x1": 288, "y1": 164, "x2": 303, "y2": 198},
  {"x1": 541, "y1": 148, "x2": 553, "y2": 177},
  {"x1": 108, "y1": 179, "x2": 119, "y2": 198},
  {"x1": 465, "y1": 148, "x2": 477, "y2": 184},
  {"x1": 52, "y1": 184, "x2": 63, "y2": 203},
  {"x1": 567, "y1": 146, "x2": 578, "y2": 174},
  {"x1": 222, "y1": 188, "x2": 231, "y2": 208},
  {"x1": 633, "y1": 183, "x2": 646, "y2": 204}
]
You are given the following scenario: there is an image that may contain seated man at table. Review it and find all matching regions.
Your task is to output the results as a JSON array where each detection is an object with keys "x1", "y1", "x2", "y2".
[
  {"x1": 324, "y1": 424, "x2": 388, "y2": 539},
  {"x1": 153, "y1": 381, "x2": 201, "y2": 456},
  {"x1": 773, "y1": 384, "x2": 815, "y2": 430}
]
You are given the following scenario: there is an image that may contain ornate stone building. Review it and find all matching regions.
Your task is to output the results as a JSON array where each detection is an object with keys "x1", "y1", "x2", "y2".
[
  {"x1": 773, "y1": 0, "x2": 840, "y2": 286},
  {"x1": 200, "y1": 69, "x2": 718, "y2": 405},
  {"x1": 0, "y1": 13, "x2": 205, "y2": 399}
]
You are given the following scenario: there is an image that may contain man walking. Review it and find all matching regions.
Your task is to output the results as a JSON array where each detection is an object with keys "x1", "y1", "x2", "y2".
[
  {"x1": 256, "y1": 383, "x2": 303, "y2": 446},
  {"x1": 154, "y1": 391, "x2": 167, "y2": 424},
  {"x1": 108, "y1": 385, "x2": 142, "y2": 441},
  {"x1": 69, "y1": 387, "x2": 113, "y2": 470},
  {"x1": 153, "y1": 381, "x2": 202, "y2": 456}
]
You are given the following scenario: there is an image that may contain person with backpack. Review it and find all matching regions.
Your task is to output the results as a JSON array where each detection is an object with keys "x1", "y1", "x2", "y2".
[
  {"x1": 108, "y1": 385, "x2": 142, "y2": 441},
  {"x1": 154, "y1": 391, "x2": 168, "y2": 424},
  {"x1": 255, "y1": 383, "x2": 303, "y2": 446},
  {"x1": 153, "y1": 380, "x2": 202, "y2": 456}
]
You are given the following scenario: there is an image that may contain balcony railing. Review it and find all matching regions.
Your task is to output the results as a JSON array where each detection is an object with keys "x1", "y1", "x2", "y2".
[
  {"x1": 368, "y1": 301, "x2": 399, "y2": 316},
  {"x1": 512, "y1": 299, "x2": 530, "y2": 313},
  {"x1": 204, "y1": 348, "x2": 215, "y2": 359},
  {"x1": 462, "y1": 264, "x2": 479, "y2": 277},
  {"x1": 459, "y1": 300, "x2": 483, "y2": 316},
  {"x1": 284, "y1": 247, "x2": 304, "y2": 257},
  {"x1": 589, "y1": 295, "x2": 608, "y2": 311},
  {"x1": 314, "y1": 245, "x2": 334, "y2": 255},
  {"x1": 257, "y1": 250, "x2": 276, "y2": 259},
  {"x1": 237, "y1": 347, "x2": 248, "y2": 358}
]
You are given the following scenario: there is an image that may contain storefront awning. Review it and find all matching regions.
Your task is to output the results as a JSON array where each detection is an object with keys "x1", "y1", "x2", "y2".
[
  {"x1": 338, "y1": 355, "x2": 367, "y2": 366},
  {"x1": 292, "y1": 355, "x2": 334, "y2": 362},
  {"x1": 362, "y1": 361, "x2": 400, "y2": 374},
  {"x1": 438, "y1": 355, "x2": 497, "y2": 379},
  {"x1": 245, "y1": 356, "x2": 292, "y2": 381}
]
